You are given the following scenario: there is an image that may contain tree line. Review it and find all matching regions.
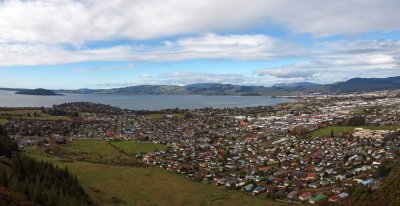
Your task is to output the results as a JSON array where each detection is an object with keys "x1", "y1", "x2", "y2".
[{"x1": 0, "y1": 126, "x2": 96, "y2": 206}]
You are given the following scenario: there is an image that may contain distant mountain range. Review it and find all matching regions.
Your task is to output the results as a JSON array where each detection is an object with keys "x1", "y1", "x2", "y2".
[{"x1": 2, "y1": 76, "x2": 400, "y2": 96}]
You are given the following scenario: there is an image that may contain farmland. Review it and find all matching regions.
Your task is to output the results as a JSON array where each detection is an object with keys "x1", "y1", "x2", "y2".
[
  {"x1": 0, "y1": 109, "x2": 71, "y2": 121},
  {"x1": 111, "y1": 141, "x2": 168, "y2": 155},
  {"x1": 24, "y1": 141, "x2": 281, "y2": 206},
  {"x1": 311, "y1": 125, "x2": 400, "y2": 137}
]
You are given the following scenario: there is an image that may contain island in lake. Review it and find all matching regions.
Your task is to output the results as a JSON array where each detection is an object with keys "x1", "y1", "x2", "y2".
[{"x1": 15, "y1": 88, "x2": 63, "y2": 96}]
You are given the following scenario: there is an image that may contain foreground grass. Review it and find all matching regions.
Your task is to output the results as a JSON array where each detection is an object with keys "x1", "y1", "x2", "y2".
[
  {"x1": 26, "y1": 149, "x2": 281, "y2": 206},
  {"x1": 0, "y1": 119, "x2": 8, "y2": 125},
  {"x1": 111, "y1": 141, "x2": 168, "y2": 155},
  {"x1": 311, "y1": 125, "x2": 400, "y2": 137}
]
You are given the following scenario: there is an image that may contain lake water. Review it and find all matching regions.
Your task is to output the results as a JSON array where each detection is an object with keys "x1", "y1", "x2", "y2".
[{"x1": 0, "y1": 90, "x2": 292, "y2": 110}]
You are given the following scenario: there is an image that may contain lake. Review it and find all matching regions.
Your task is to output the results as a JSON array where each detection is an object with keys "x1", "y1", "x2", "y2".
[{"x1": 0, "y1": 90, "x2": 292, "y2": 110}]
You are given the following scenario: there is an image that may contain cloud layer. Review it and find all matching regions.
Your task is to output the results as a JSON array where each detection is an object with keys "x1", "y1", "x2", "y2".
[
  {"x1": 256, "y1": 40, "x2": 400, "y2": 83},
  {"x1": 0, "y1": 33, "x2": 295, "y2": 66},
  {"x1": 1, "y1": 0, "x2": 400, "y2": 44},
  {"x1": 1, "y1": 0, "x2": 400, "y2": 87}
]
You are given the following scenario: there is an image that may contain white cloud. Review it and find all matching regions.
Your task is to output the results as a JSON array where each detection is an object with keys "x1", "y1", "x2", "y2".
[
  {"x1": 155, "y1": 72, "x2": 249, "y2": 85},
  {"x1": 73, "y1": 64, "x2": 135, "y2": 72},
  {"x1": 256, "y1": 40, "x2": 400, "y2": 83},
  {"x1": 0, "y1": 0, "x2": 399, "y2": 45},
  {"x1": 1, "y1": 0, "x2": 400, "y2": 86},
  {"x1": 0, "y1": 43, "x2": 136, "y2": 66},
  {"x1": 0, "y1": 33, "x2": 296, "y2": 66},
  {"x1": 141, "y1": 73, "x2": 151, "y2": 78}
]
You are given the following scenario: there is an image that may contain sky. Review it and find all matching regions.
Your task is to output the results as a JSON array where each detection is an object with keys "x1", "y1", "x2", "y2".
[{"x1": 0, "y1": 0, "x2": 400, "y2": 89}]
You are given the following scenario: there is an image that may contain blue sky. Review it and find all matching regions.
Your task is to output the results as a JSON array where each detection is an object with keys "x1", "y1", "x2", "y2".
[{"x1": 0, "y1": 0, "x2": 400, "y2": 89}]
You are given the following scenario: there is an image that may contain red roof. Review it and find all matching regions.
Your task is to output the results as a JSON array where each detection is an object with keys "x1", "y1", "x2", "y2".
[
  {"x1": 307, "y1": 173, "x2": 317, "y2": 180},
  {"x1": 240, "y1": 121, "x2": 249, "y2": 126},
  {"x1": 329, "y1": 195, "x2": 340, "y2": 202},
  {"x1": 300, "y1": 192, "x2": 312, "y2": 199}
]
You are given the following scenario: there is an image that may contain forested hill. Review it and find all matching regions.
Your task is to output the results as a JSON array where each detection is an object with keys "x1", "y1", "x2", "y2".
[
  {"x1": 54, "y1": 76, "x2": 400, "y2": 95},
  {"x1": 0, "y1": 126, "x2": 96, "y2": 206},
  {"x1": 342, "y1": 161, "x2": 400, "y2": 206}
]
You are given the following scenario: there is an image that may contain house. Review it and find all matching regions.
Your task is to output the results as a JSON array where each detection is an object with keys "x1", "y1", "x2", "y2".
[
  {"x1": 309, "y1": 182, "x2": 321, "y2": 188},
  {"x1": 287, "y1": 190, "x2": 299, "y2": 199},
  {"x1": 339, "y1": 192, "x2": 349, "y2": 199},
  {"x1": 320, "y1": 180, "x2": 330, "y2": 186},
  {"x1": 309, "y1": 194, "x2": 327, "y2": 204},
  {"x1": 361, "y1": 178, "x2": 374, "y2": 186},
  {"x1": 242, "y1": 184, "x2": 255, "y2": 192},
  {"x1": 329, "y1": 194, "x2": 340, "y2": 202},
  {"x1": 55, "y1": 136, "x2": 66, "y2": 144},
  {"x1": 240, "y1": 121, "x2": 249, "y2": 126},
  {"x1": 252, "y1": 185, "x2": 266, "y2": 195},
  {"x1": 299, "y1": 192, "x2": 312, "y2": 201},
  {"x1": 306, "y1": 173, "x2": 317, "y2": 180}
]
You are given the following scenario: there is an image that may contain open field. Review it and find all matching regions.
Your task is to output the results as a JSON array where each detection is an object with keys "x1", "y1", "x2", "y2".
[
  {"x1": 56, "y1": 140, "x2": 138, "y2": 165},
  {"x1": 0, "y1": 109, "x2": 71, "y2": 121},
  {"x1": 311, "y1": 125, "x2": 400, "y2": 137},
  {"x1": 25, "y1": 144, "x2": 282, "y2": 206},
  {"x1": 0, "y1": 119, "x2": 8, "y2": 125},
  {"x1": 111, "y1": 141, "x2": 168, "y2": 155}
]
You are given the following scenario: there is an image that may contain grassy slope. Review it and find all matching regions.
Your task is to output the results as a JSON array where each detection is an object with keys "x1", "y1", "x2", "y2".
[
  {"x1": 25, "y1": 141, "x2": 282, "y2": 206},
  {"x1": 311, "y1": 125, "x2": 400, "y2": 137},
  {"x1": 111, "y1": 141, "x2": 168, "y2": 155}
]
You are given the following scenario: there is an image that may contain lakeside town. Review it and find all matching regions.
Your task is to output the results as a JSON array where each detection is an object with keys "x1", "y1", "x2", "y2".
[{"x1": 1, "y1": 90, "x2": 400, "y2": 205}]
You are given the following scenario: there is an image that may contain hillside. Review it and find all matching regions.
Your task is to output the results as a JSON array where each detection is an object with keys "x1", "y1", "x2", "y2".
[
  {"x1": 342, "y1": 162, "x2": 400, "y2": 206},
  {"x1": 25, "y1": 140, "x2": 283, "y2": 206},
  {"x1": 73, "y1": 76, "x2": 400, "y2": 95},
  {"x1": 4, "y1": 76, "x2": 400, "y2": 96},
  {"x1": 0, "y1": 127, "x2": 95, "y2": 206},
  {"x1": 0, "y1": 186, "x2": 37, "y2": 206},
  {"x1": 328, "y1": 76, "x2": 400, "y2": 93}
]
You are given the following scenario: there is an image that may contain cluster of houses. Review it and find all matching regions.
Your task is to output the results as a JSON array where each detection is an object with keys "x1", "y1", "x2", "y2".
[
  {"x1": 2, "y1": 92, "x2": 400, "y2": 204},
  {"x1": 140, "y1": 127, "x2": 397, "y2": 203}
]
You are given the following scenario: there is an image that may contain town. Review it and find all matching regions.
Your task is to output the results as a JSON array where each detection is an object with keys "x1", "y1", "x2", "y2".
[{"x1": 1, "y1": 90, "x2": 399, "y2": 205}]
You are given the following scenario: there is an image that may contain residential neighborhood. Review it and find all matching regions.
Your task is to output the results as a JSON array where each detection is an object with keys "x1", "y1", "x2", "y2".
[{"x1": 1, "y1": 91, "x2": 400, "y2": 205}]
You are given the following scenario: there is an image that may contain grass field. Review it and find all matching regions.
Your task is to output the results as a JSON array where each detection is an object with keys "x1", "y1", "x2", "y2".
[
  {"x1": 25, "y1": 143, "x2": 282, "y2": 206},
  {"x1": 55, "y1": 140, "x2": 138, "y2": 165},
  {"x1": 0, "y1": 109, "x2": 71, "y2": 121},
  {"x1": 0, "y1": 119, "x2": 8, "y2": 125},
  {"x1": 311, "y1": 125, "x2": 400, "y2": 137},
  {"x1": 111, "y1": 141, "x2": 168, "y2": 155}
]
